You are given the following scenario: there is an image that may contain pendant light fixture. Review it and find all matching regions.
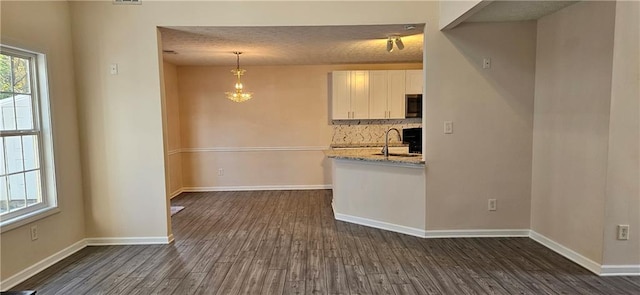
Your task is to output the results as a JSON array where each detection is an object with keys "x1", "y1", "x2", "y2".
[
  {"x1": 225, "y1": 52, "x2": 253, "y2": 102},
  {"x1": 386, "y1": 36, "x2": 405, "y2": 53}
]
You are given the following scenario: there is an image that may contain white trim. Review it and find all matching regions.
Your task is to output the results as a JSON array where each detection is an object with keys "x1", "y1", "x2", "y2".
[
  {"x1": 85, "y1": 236, "x2": 172, "y2": 246},
  {"x1": 334, "y1": 212, "x2": 427, "y2": 238},
  {"x1": 0, "y1": 207, "x2": 60, "y2": 233},
  {"x1": 529, "y1": 230, "x2": 602, "y2": 275},
  {"x1": 182, "y1": 184, "x2": 332, "y2": 192},
  {"x1": 0, "y1": 239, "x2": 87, "y2": 292},
  {"x1": 169, "y1": 188, "x2": 184, "y2": 199},
  {"x1": 600, "y1": 265, "x2": 640, "y2": 276},
  {"x1": 180, "y1": 146, "x2": 329, "y2": 153},
  {"x1": 424, "y1": 229, "x2": 530, "y2": 238},
  {"x1": 167, "y1": 149, "x2": 180, "y2": 156},
  {"x1": 334, "y1": 212, "x2": 531, "y2": 239}
]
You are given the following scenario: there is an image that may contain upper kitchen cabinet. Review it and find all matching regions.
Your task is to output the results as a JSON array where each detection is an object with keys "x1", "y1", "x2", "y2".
[
  {"x1": 332, "y1": 71, "x2": 369, "y2": 120},
  {"x1": 405, "y1": 70, "x2": 423, "y2": 94},
  {"x1": 369, "y1": 70, "x2": 406, "y2": 119}
]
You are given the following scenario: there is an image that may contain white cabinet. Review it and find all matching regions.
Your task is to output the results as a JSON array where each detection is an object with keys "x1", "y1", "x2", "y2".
[
  {"x1": 350, "y1": 71, "x2": 369, "y2": 119},
  {"x1": 331, "y1": 71, "x2": 351, "y2": 120},
  {"x1": 331, "y1": 71, "x2": 369, "y2": 120},
  {"x1": 405, "y1": 69, "x2": 423, "y2": 94},
  {"x1": 369, "y1": 70, "x2": 406, "y2": 119},
  {"x1": 332, "y1": 69, "x2": 421, "y2": 120}
]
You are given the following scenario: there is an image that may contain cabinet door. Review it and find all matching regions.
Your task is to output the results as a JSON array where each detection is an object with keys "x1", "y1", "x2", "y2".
[
  {"x1": 369, "y1": 71, "x2": 389, "y2": 119},
  {"x1": 405, "y1": 69, "x2": 423, "y2": 94},
  {"x1": 387, "y1": 70, "x2": 406, "y2": 119},
  {"x1": 331, "y1": 71, "x2": 351, "y2": 120},
  {"x1": 350, "y1": 71, "x2": 369, "y2": 119}
]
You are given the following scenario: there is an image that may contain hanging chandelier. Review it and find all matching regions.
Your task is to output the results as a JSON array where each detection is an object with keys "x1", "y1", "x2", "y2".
[{"x1": 225, "y1": 52, "x2": 253, "y2": 102}]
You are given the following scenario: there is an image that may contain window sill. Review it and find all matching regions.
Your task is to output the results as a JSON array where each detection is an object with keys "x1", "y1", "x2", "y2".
[{"x1": 0, "y1": 206, "x2": 60, "y2": 234}]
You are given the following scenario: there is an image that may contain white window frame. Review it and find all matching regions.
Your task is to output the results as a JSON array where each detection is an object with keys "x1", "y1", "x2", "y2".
[{"x1": 0, "y1": 44, "x2": 58, "y2": 232}]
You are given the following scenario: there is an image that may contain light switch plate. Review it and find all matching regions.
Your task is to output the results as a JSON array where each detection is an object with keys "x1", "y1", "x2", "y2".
[{"x1": 444, "y1": 121, "x2": 453, "y2": 134}]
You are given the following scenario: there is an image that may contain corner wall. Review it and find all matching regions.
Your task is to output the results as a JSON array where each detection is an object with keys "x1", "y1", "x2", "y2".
[
  {"x1": 531, "y1": 0, "x2": 616, "y2": 264},
  {"x1": 0, "y1": 1, "x2": 86, "y2": 284},
  {"x1": 602, "y1": 0, "x2": 640, "y2": 268},
  {"x1": 425, "y1": 20, "x2": 537, "y2": 231}
]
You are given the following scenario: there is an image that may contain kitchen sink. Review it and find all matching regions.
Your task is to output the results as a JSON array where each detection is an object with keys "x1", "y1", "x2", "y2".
[{"x1": 372, "y1": 152, "x2": 422, "y2": 158}]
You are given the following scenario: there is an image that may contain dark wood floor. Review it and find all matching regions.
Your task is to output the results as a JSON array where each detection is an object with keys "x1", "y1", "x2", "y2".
[{"x1": 12, "y1": 190, "x2": 640, "y2": 294}]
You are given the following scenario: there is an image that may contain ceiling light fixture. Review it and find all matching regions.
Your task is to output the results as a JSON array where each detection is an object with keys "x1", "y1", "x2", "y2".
[
  {"x1": 225, "y1": 52, "x2": 253, "y2": 103},
  {"x1": 386, "y1": 36, "x2": 405, "y2": 53}
]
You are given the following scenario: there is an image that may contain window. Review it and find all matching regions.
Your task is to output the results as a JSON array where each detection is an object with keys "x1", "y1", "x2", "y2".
[{"x1": 0, "y1": 45, "x2": 57, "y2": 230}]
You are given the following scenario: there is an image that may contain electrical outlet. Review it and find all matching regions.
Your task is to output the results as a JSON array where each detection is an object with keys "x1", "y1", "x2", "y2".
[
  {"x1": 30, "y1": 225, "x2": 38, "y2": 241},
  {"x1": 110, "y1": 63, "x2": 118, "y2": 75},
  {"x1": 218, "y1": 168, "x2": 224, "y2": 176},
  {"x1": 488, "y1": 199, "x2": 497, "y2": 211},
  {"x1": 483, "y1": 57, "x2": 491, "y2": 69},
  {"x1": 618, "y1": 225, "x2": 630, "y2": 240}
]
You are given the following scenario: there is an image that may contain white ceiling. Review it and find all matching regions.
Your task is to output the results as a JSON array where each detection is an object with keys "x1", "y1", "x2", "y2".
[
  {"x1": 465, "y1": 1, "x2": 578, "y2": 22},
  {"x1": 159, "y1": 24, "x2": 424, "y2": 66}
]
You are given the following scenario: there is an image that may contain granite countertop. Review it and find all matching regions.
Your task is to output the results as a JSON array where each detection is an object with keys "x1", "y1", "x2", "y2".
[
  {"x1": 330, "y1": 142, "x2": 407, "y2": 148},
  {"x1": 324, "y1": 148, "x2": 425, "y2": 166}
]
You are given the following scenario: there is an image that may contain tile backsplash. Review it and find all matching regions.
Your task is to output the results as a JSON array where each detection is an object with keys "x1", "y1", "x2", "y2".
[{"x1": 331, "y1": 119, "x2": 422, "y2": 146}]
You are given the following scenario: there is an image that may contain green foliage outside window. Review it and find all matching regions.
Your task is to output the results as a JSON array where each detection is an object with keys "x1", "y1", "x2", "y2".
[{"x1": 0, "y1": 53, "x2": 30, "y2": 100}]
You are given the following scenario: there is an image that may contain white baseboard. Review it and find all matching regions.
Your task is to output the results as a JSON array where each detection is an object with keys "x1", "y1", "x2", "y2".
[
  {"x1": 0, "y1": 239, "x2": 87, "y2": 292},
  {"x1": 85, "y1": 236, "x2": 172, "y2": 246},
  {"x1": 182, "y1": 184, "x2": 332, "y2": 192},
  {"x1": 335, "y1": 212, "x2": 531, "y2": 239},
  {"x1": 334, "y1": 212, "x2": 428, "y2": 238},
  {"x1": 600, "y1": 264, "x2": 640, "y2": 276},
  {"x1": 424, "y1": 229, "x2": 531, "y2": 238},
  {"x1": 529, "y1": 230, "x2": 602, "y2": 275},
  {"x1": 169, "y1": 188, "x2": 184, "y2": 199}
]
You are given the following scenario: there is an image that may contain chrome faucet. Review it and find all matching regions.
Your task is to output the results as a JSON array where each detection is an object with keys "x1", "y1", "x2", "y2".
[{"x1": 382, "y1": 128, "x2": 402, "y2": 158}]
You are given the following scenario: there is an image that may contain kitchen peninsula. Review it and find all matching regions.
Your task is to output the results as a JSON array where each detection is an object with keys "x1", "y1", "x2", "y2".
[{"x1": 325, "y1": 147, "x2": 426, "y2": 237}]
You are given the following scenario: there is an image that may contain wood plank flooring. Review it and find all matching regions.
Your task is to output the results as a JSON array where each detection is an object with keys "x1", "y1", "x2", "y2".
[{"x1": 12, "y1": 190, "x2": 640, "y2": 294}]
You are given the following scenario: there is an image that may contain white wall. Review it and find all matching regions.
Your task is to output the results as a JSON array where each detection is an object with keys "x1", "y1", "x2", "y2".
[
  {"x1": 531, "y1": 1, "x2": 616, "y2": 264},
  {"x1": 0, "y1": 1, "x2": 85, "y2": 283},
  {"x1": 602, "y1": 0, "x2": 640, "y2": 266}
]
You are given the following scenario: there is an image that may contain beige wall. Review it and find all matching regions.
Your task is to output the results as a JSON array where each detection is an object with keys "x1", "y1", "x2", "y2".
[
  {"x1": 424, "y1": 20, "x2": 537, "y2": 230},
  {"x1": 163, "y1": 61, "x2": 183, "y2": 196},
  {"x1": 0, "y1": 1, "x2": 85, "y2": 282},
  {"x1": 69, "y1": 0, "x2": 539, "y2": 239},
  {"x1": 602, "y1": 0, "x2": 640, "y2": 266},
  {"x1": 531, "y1": 1, "x2": 616, "y2": 264},
  {"x1": 70, "y1": 2, "x2": 170, "y2": 239},
  {"x1": 176, "y1": 64, "x2": 420, "y2": 189},
  {"x1": 69, "y1": 0, "x2": 434, "y2": 239}
]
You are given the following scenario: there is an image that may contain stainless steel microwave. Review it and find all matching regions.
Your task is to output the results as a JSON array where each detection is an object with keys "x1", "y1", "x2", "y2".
[{"x1": 406, "y1": 94, "x2": 422, "y2": 118}]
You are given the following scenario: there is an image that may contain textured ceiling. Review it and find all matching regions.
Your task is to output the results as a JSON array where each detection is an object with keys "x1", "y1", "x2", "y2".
[
  {"x1": 465, "y1": 1, "x2": 578, "y2": 22},
  {"x1": 160, "y1": 24, "x2": 424, "y2": 66}
]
